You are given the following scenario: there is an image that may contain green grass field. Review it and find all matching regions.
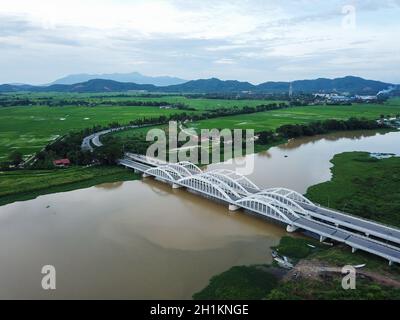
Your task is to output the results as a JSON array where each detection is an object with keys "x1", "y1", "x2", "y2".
[
  {"x1": 191, "y1": 99, "x2": 400, "y2": 132},
  {"x1": 306, "y1": 152, "x2": 400, "y2": 228},
  {"x1": 0, "y1": 94, "x2": 282, "y2": 159},
  {"x1": 1, "y1": 94, "x2": 399, "y2": 160},
  {"x1": 0, "y1": 105, "x2": 189, "y2": 159},
  {"x1": 1, "y1": 92, "x2": 280, "y2": 110}
]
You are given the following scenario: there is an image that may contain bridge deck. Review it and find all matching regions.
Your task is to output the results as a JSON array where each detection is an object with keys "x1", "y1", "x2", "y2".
[
  {"x1": 117, "y1": 159, "x2": 152, "y2": 172},
  {"x1": 300, "y1": 203, "x2": 400, "y2": 245}
]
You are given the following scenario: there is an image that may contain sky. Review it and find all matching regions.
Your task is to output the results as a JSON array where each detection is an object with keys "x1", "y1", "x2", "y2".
[{"x1": 0, "y1": 0, "x2": 399, "y2": 85}]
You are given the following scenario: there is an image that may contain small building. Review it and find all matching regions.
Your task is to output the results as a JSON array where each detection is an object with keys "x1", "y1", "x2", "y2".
[
  {"x1": 53, "y1": 158, "x2": 71, "y2": 168},
  {"x1": 355, "y1": 95, "x2": 378, "y2": 103},
  {"x1": 325, "y1": 94, "x2": 352, "y2": 105}
]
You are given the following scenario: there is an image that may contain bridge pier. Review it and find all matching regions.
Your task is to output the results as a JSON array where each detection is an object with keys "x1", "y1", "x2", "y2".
[
  {"x1": 389, "y1": 260, "x2": 394, "y2": 266},
  {"x1": 286, "y1": 225, "x2": 298, "y2": 233},
  {"x1": 228, "y1": 204, "x2": 240, "y2": 212},
  {"x1": 352, "y1": 247, "x2": 358, "y2": 253},
  {"x1": 319, "y1": 236, "x2": 326, "y2": 242},
  {"x1": 172, "y1": 183, "x2": 181, "y2": 189},
  {"x1": 142, "y1": 173, "x2": 150, "y2": 178}
]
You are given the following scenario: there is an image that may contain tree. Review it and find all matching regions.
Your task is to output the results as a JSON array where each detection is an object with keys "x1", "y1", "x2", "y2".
[
  {"x1": 9, "y1": 151, "x2": 23, "y2": 167},
  {"x1": 258, "y1": 131, "x2": 274, "y2": 144},
  {"x1": 94, "y1": 138, "x2": 123, "y2": 165},
  {"x1": 0, "y1": 161, "x2": 10, "y2": 170}
]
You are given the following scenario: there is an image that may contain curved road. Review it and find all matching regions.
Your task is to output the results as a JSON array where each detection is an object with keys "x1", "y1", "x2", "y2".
[{"x1": 81, "y1": 126, "x2": 138, "y2": 152}]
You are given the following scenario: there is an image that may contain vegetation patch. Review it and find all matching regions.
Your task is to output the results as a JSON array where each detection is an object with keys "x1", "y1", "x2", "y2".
[
  {"x1": 311, "y1": 245, "x2": 400, "y2": 277},
  {"x1": 267, "y1": 276, "x2": 400, "y2": 300},
  {"x1": 272, "y1": 236, "x2": 324, "y2": 260},
  {"x1": 306, "y1": 152, "x2": 400, "y2": 227},
  {"x1": 192, "y1": 265, "x2": 279, "y2": 300},
  {"x1": 0, "y1": 166, "x2": 139, "y2": 206}
]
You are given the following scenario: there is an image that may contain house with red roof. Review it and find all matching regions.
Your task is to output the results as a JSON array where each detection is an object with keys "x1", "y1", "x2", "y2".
[{"x1": 53, "y1": 158, "x2": 71, "y2": 168}]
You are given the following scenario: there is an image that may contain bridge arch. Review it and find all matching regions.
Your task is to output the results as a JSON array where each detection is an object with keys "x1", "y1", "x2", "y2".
[
  {"x1": 178, "y1": 175, "x2": 240, "y2": 202},
  {"x1": 202, "y1": 171, "x2": 252, "y2": 196},
  {"x1": 256, "y1": 191, "x2": 308, "y2": 215},
  {"x1": 248, "y1": 194, "x2": 300, "y2": 219},
  {"x1": 236, "y1": 194, "x2": 296, "y2": 224},
  {"x1": 163, "y1": 163, "x2": 193, "y2": 177},
  {"x1": 197, "y1": 174, "x2": 242, "y2": 200},
  {"x1": 209, "y1": 169, "x2": 260, "y2": 191},
  {"x1": 145, "y1": 166, "x2": 183, "y2": 182},
  {"x1": 177, "y1": 161, "x2": 203, "y2": 174},
  {"x1": 264, "y1": 188, "x2": 314, "y2": 206}
]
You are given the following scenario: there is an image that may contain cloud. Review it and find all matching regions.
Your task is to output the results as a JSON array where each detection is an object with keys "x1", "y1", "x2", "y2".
[
  {"x1": 214, "y1": 58, "x2": 236, "y2": 65},
  {"x1": 0, "y1": 0, "x2": 399, "y2": 84}
]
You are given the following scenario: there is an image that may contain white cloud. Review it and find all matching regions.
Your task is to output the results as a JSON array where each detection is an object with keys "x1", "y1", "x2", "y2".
[
  {"x1": 0, "y1": 0, "x2": 399, "y2": 84},
  {"x1": 214, "y1": 58, "x2": 236, "y2": 65}
]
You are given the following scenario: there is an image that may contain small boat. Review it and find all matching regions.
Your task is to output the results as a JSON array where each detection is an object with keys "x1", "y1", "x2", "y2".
[
  {"x1": 274, "y1": 257, "x2": 294, "y2": 270},
  {"x1": 353, "y1": 264, "x2": 366, "y2": 269},
  {"x1": 271, "y1": 250, "x2": 279, "y2": 258},
  {"x1": 307, "y1": 244, "x2": 316, "y2": 248}
]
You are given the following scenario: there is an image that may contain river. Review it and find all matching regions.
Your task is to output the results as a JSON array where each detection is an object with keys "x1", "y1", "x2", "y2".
[{"x1": 0, "y1": 130, "x2": 399, "y2": 299}]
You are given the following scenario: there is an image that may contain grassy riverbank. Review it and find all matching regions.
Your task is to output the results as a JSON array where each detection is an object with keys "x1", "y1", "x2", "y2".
[
  {"x1": 0, "y1": 166, "x2": 139, "y2": 206},
  {"x1": 306, "y1": 152, "x2": 400, "y2": 228},
  {"x1": 192, "y1": 265, "x2": 279, "y2": 300},
  {"x1": 194, "y1": 236, "x2": 400, "y2": 300}
]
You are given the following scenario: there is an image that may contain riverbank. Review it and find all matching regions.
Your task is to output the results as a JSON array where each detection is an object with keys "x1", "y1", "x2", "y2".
[
  {"x1": 193, "y1": 236, "x2": 400, "y2": 300},
  {"x1": 0, "y1": 166, "x2": 139, "y2": 206},
  {"x1": 306, "y1": 152, "x2": 400, "y2": 228}
]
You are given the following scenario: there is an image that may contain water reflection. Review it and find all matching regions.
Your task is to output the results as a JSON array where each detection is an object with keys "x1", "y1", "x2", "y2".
[
  {"x1": 278, "y1": 130, "x2": 380, "y2": 150},
  {"x1": 95, "y1": 181, "x2": 124, "y2": 190}
]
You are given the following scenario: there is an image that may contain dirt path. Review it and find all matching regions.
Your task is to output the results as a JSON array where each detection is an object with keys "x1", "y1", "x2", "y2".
[{"x1": 285, "y1": 259, "x2": 400, "y2": 288}]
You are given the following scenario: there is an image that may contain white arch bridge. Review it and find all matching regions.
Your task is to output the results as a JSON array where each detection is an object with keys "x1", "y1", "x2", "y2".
[{"x1": 118, "y1": 154, "x2": 400, "y2": 266}]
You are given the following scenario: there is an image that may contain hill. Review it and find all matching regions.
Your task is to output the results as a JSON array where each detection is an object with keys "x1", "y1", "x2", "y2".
[
  {"x1": 0, "y1": 76, "x2": 395, "y2": 94},
  {"x1": 49, "y1": 71, "x2": 187, "y2": 86},
  {"x1": 163, "y1": 78, "x2": 254, "y2": 93},
  {"x1": 0, "y1": 79, "x2": 156, "y2": 93}
]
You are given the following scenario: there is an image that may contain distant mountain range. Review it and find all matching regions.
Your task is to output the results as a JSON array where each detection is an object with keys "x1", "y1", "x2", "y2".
[
  {"x1": 0, "y1": 76, "x2": 396, "y2": 95},
  {"x1": 48, "y1": 72, "x2": 187, "y2": 86}
]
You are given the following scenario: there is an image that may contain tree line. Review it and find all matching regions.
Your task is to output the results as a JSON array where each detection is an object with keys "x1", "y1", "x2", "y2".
[{"x1": 270, "y1": 117, "x2": 386, "y2": 140}]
